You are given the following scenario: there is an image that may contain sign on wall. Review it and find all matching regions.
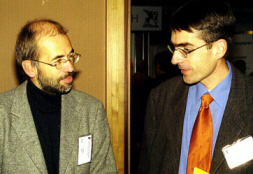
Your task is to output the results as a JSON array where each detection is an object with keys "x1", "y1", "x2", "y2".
[{"x1": 131, "y1": 6, "x2": 162, "y2": 31}]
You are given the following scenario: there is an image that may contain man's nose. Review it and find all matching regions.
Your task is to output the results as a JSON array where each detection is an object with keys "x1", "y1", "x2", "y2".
[
  {"x1": 63, "y1": 61, "x2": 74, "y2": 72},
  {"x1": 171, "y1": 51, "x2": 184, "y2": 65}
]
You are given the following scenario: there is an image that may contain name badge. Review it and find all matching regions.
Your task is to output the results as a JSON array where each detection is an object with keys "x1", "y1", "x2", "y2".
[
  {"x1": 222, "y1": 136, "x2": 253, "y2": 169},
  {"x1": 78, "y1": 135, "x2": 92, "y2": 165},
  {"x1": 193, "y1": 167, "x2": 209, "y2": 174}
]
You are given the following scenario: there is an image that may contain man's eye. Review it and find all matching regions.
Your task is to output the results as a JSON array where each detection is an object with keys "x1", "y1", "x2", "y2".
[
  {"x1": 183, "y1": 48, "x2": 191, "y2": 52},
  {"x1": 68, "y1": 55, "x2": 75, "y2": 59},
  {"x1": 55, "y1": 59, "x2": 64, "y2": 64}
]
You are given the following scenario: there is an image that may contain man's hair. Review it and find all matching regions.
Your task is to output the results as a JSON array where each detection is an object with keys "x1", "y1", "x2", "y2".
[
  {"x1": 170, "y1": 0, "x2": 236, "y2": 58},
  {"x1": 15, "y1": 19, "x2": 68, "y2": 66}
]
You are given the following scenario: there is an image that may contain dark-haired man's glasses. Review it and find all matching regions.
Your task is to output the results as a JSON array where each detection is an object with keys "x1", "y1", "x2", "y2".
[
  {"x1": 167, "y1": 42, "x2": 213, "y2": 58},
  {"x1": 32, "y1": 52, "x2": 81, "y2": 70}
]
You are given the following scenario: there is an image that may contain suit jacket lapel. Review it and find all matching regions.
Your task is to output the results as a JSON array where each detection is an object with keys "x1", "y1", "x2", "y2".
[
  {"x1": 59, "y1": 92, "x2": 79, "y2": 174},
  {"x1": 211, "y1": 67, "x2": 247, "y2": 173},
  {"x1": 11, "y1": 82, "x2": 48, "y2": 173},
  {"x1": 165, "y1": 80, "x2": 189, "y2": 173}
]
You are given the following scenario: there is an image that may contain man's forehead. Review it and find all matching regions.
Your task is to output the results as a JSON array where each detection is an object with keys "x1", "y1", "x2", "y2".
[
  {"x1": 171, "y1": 29, "x2": 203, "y2": 45},
  {"x1": 37, "y1": 34, "x2": 72, "y2": 60},
  {"x1": 38, "y1": 34, "x2": 70, "y2": 48}
]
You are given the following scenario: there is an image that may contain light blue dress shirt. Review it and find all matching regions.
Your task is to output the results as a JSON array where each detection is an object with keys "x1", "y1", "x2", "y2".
[{"x1": 178, "y1": 62, "x2": 233, "y2": 174}]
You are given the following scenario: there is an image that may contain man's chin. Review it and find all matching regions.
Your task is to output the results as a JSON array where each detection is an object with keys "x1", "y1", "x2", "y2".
[
  {"x1": 183, "y1": 76, "x2": 193, "y2": 84},
  {"x1": 61, "y1": 86, "x2": 72, "y2": 94},
  {"x1": 41, "y1": 84, "x2": 72, "y2": 95},
  {"x1": 58, "y1": 83, "x2": 72, "y2": 94}
]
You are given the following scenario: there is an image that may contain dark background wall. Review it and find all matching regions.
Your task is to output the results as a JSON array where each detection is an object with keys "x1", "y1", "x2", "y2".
[{"x1": 132, "y1": 0, "x2": 253, "y2": 45}]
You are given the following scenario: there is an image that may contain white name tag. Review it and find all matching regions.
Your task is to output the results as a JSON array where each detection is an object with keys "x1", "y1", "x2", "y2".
[
  {"x1": 222, "y1": 136, "x2": 253, "y2": 169},
  {"x1": 78, "y1": 135, "x2": 92, "y2": 165}
]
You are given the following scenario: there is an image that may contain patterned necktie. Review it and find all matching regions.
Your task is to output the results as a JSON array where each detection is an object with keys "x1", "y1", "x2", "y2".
[{"x1": 187, "y1": 94, "x2": 214, "y2": 174}]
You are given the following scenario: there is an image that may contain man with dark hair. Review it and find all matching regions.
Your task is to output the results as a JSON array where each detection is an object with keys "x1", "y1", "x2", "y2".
[
  {"x1": 139, "y1": 0, "x2": 253, "y2": 173},
  {"x1": 0, "y1": 19, "x2": 116, "y2": 173}
]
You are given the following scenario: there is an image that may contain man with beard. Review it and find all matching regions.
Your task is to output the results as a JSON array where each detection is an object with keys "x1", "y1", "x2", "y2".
[{"x1": 0, "y1": 19, "x2": 116, "y2": 174}]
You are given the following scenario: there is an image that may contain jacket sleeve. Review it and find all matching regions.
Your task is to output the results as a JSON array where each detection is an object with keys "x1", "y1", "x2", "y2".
[
  {"x1": 0, "y1": 106, "x2": 3, "y2": 172},
  {"x1": 90, "y1": 101, "x2": 117, "y2": 174},
  {"x1": 0, "y1": 105, "x2": 7, "y2": 172},
  {"x1": 138, "y1": 89, "x2": 158, "y2": 173}
]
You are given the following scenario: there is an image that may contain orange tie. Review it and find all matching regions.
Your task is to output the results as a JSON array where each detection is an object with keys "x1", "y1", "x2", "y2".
[{"x1": 187, "y1": 94, "x2": 214, "y2": 174}]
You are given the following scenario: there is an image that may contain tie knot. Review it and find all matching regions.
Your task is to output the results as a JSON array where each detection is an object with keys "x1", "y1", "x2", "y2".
[{"x1": 201, "y1": 94, "x2": 213, "y2": 107}]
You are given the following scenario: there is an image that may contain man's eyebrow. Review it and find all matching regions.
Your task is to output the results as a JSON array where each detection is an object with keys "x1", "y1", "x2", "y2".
[
  {"x1": 52, "y1": 55, "x2": 64, "y2": 61},
  {"x1": 171, "y1": 42, "x2": 194, "y2": 47}
]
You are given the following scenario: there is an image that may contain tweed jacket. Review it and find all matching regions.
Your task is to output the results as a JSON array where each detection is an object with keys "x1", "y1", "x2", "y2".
[
  {"x1": 0, "y1": 81, "x2": 117, "y2": 174},
  {"x1": 139, "y1": 65, "x2": 253, "y2": 173}
]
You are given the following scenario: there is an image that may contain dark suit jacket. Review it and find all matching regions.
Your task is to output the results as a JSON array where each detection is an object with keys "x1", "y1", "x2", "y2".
[
  {"x1": 0, "y1": 81, "x2": 117, "y2": 174},
  {"x1": 139, "y1": 65, "x2": 253, "y2": 173}
]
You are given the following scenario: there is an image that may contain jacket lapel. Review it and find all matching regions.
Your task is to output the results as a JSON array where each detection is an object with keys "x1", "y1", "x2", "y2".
[
  {"x1": 210, "y1": 67, "x2": 247, "y2": 173},
  {"x1": 164, "y1": 81, "x2": 189, "y2": 173},
  {"x1": 11, "y1": 82, "x2": 48, "y2": 173},
  {"x1": 59, "y1": 92, "x2": 79, "y2": 174}
]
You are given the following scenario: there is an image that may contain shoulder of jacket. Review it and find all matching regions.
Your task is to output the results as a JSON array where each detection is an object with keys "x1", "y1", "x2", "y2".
[
  {"x1": 0, "y1": 82, "x2": 27, "y2": 106},
  {"x1": 65, "y1": 89, "x2": 103, "y2": 105}
]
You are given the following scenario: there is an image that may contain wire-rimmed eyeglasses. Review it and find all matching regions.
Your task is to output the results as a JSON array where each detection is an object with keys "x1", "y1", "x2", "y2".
[
  {"x1": 167, "y1": 42, "x2": 214, "y2": 58},
  {"x1": 32, "y1": 52, "x2": 81, "y2": 70}
]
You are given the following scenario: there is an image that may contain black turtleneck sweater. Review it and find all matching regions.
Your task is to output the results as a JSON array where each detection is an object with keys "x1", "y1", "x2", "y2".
[{"x1": 27, "y1": 79, "x2": 61, "y2": 174}]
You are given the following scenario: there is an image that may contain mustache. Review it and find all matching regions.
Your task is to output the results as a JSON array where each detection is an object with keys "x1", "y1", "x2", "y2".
[{"x1": 60, "y1": 72, "x2": 76, "y2": 80}]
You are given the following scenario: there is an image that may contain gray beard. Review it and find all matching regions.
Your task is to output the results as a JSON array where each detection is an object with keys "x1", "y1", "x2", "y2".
[{"x1": 37, "y1": 71, "x2": 73, "y2": 94}]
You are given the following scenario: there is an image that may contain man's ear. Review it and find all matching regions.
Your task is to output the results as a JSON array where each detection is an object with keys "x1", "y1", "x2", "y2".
[
  {"x1": 214, "y1": 39, "x2": 227, "y2": 60},
  {"x1": 22, "y1": 60, "x2": 37, "y2": 78}
]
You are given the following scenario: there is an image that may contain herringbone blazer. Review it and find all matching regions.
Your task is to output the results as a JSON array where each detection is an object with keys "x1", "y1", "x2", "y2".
[{"x1": 0, "y1": 81, "x2": 117, "y2": 174}]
